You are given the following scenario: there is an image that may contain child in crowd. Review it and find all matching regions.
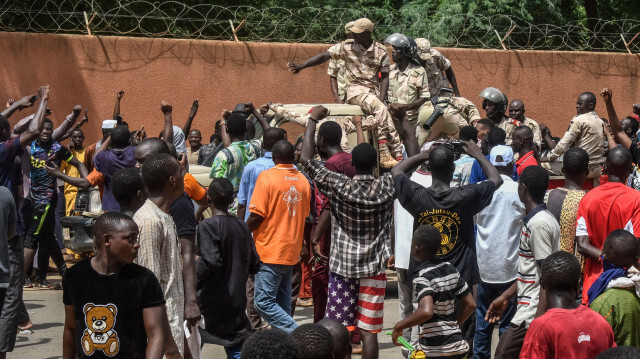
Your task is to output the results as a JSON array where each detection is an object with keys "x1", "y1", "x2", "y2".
[
  {"x1": 318, "y1": 318, "x2": 352, "y2": 359},
  {"x1": 589, "y1": 229, "x2": 640, "y2": 347},
  {"x1": 241, "y1": 329, "x2": 300, "y2": 359},
  {"x1": 520, "y1": 251, "x2": 616, "y2": 359},
  {"x1": 292, "y1": 323, "x2": 334, "y2": 359},
  {"x1": 62, "y1": 212, "x2": 168, "y2": 358},
  {"x1": 391, "y1": 225, "x2": 476, "y2": 359}
]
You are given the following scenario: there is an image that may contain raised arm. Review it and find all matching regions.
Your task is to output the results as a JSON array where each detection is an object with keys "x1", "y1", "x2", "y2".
[
  {"x1": 113, "y1": 90, "x2": 124, "y2": 122},
  {"x1": 1, "y1": 94, "x2": 37, "y2": 119},
  {"x1": 601, "y1": 88, "x2": 632, "y2": 149},
  {"x1": 245, "y1": 102, "x2": 271, "y2": 131},
  {"x1": 182, "y1": 100, "x2": 199, "y2": 135},
  {"x1": 287, "y1": 52, "x2": 331, "y2": 74},
  {"x1": 465, "y1": 140, "x2": 503, "y2": 188},
  {"x1": 20, "y1": 87, "x2": 50, "y2": 148},
  {"x1": 300, "y1": 106, "x2": 329, "y2": 164},
  {"x1": 220, "y1": 109, "x2": 232, "y2": 147},
  {"x1": 160, "y1": 100, "x2": 173, "y2": 145},
  {"x1": 57, "y1": 106, "x2": 83, "y2": 142},
  {"x1": 445, "y1": 67, "x2": 461, "y2": 97}
]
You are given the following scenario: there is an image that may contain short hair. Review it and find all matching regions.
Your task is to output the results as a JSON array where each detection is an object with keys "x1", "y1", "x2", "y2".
[
  {"x1": 540, "y1": 251, "x2": 581, "y2": 292},
  {"x1": 595, "y1": 346, "x2": 640, "y2": 359},
  {"x1": 351, "y1": 143, "x2": 377, "y2": 172},
  {"x1": 207, "y1": 177, "x2": 234, "y2": 208},
  {"x1": 43, "y1": 118, "x2": 53, "y2": 127},
  {"x1": 110, "y1": 126, "x2": 131, "y2": 148},
  {"x1": 70, "y1": 128, "x2": 84, "y2": 136},
  {"x1": 0, "y1": 114, "x2": 10, "y2": 133},
  {"x1": 209, "y1": 133, "x2": 217, "y2": 143},
  {"x1": 459, "y1": 126, "x2": 478, "y2": 143},
  {"x1": 272, "y1": 139, "x2": 295, "y2": 162},
  {"x1": 606, "y1": 146, "x2": 633, "y2": 175},
  {"x1": 487, "y1": 127, "x2": 507, "y2": 147},
  {"x1": 140, "y1": 153, "x2": 180, "y2": 193},
  {"x1": 189, "y1": 129, "x2": 201, "y2": 137},
  {"x1": 476, "y1": 118, "x2": 495, "y2": 129},
  {"x1": 94, "y1": 211, "x2": 136, "y2": 244},
  {"x1": 138, "y1": 138, "x2": 170, "y2": 156},
  {"x1": 412, "y1": 225, "x2": 442, "y2": 258},
  {"x1": 263, "y1": 128, "x2": 286, "y2": 151},
  {"x1": 622, "y1": 116, "x2": 639, "y2": 134},
  {"x1": 603, "y1": 229, "x2": 639, "y2": 268},
  {"x1": 291, "y1": 324, "x2": 334, "y2": 359},
  {"x1": 227, "y1": 113, "x2": 248, "y2": 137},
  {"x1": 428, "y1": 145, "x2": 455, "y2": 174},
  {"x1": 580, "y1": 91, "x2": 597, "y2": 105},
  {"x1": 111, "y1": 168, "x2": 145, "y2": 206},
  {"x1": 317, "y1": 319, "x2": 350, "y2": 359},
  {"x1": 513, "y1": 125, "x2": 533, "y2": 140},
  {"x1": 519, "y1": 165, "x2": 549, "y2": 204},
  {"x1": 241, "y1": 329, "x2": 300, "y2": 359},
  {"x1": 318, "y1": 121, "x2": 343, "y2": 147},
  {"x1": 562, "y1": 147, "x2": 589, "y2": 176}
]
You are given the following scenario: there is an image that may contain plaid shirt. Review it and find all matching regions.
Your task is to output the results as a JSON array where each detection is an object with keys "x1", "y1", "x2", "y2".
[{"x1": 304, "y1": 160, "x2": 395, "y2": 278}]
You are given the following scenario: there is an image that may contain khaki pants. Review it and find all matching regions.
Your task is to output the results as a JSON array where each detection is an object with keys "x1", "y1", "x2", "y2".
[{"x1": 349, "y1": 93, "x2": 403, "y2": 158}]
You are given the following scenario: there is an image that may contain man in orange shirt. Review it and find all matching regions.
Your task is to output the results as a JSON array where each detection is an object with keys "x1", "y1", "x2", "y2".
[{"x1": 247, "y1": 140, "x2": 311, "y2": 333}]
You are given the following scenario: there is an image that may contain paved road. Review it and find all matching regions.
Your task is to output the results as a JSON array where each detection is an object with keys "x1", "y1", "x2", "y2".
[{"x1": 13, "y1": 274, "x2": 498, "y2": 358}]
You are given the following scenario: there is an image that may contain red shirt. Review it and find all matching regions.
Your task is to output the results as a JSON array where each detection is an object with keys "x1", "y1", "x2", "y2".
[
  {"x1": 515, "y1": 150, "x2": 538, "y2": 176},
  {"x1": 520, "y1": 306, "x2": 615, "y2": 359},
  {"x1": 575, "y1": 182, "x2": 640, "y2": 303}
]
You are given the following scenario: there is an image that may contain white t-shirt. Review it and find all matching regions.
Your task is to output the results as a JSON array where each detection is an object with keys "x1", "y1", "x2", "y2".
[
  {"x1": 475, "y1": 175, "x2": 525, "y2": 283},
  {"x1": 393, "y1": 169, "x2": 432, "y2": 270}
]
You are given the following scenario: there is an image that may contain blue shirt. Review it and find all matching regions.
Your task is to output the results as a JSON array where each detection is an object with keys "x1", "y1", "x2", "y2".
[
  {"x1": 237, "y1": 152, "x2": 274, "y2": 221},
  {"x1": 469, "y1": 155, "x2": 490, "y2": 184}
]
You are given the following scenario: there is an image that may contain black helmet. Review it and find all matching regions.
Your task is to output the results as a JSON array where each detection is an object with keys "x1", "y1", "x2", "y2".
[{"x1": 384, "y1": 33, "x2": 417, "y2": 58}]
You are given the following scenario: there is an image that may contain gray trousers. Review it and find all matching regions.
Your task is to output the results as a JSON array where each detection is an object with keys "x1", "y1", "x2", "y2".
[
  {"x1": 0, "y1": 236, "x2": 29, "y2": 352},
  {"x1": 397, "y1": 268, "x2": 420, "y2": 359}
]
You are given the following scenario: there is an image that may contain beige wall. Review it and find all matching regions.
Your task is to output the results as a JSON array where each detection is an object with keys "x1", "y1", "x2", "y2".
[{"x1": 2, "y1": 32, "x2": 639, "y2": 144}]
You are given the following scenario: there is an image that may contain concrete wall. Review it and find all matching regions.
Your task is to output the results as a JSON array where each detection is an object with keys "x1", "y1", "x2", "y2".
[{"x1": 2, "y1": 32, "x2": 640, "y2": 144}]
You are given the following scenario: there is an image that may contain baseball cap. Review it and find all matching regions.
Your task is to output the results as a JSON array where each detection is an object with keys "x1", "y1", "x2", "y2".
[
  {"x1": 415, "y1": 38, "x2": 432, "y2": 61},
  {"x1": 102, "y1": 119, "x2": 117, "y2": 129},
  {"x1": 344, "y1": 21, "x2": 355, "y2": 35},
  {"x1": 350, "y1": 18, "x2": 374, "y2": 34},
  {"x1": 490, "y1": 145, "x2": 514, "y2": 166}
]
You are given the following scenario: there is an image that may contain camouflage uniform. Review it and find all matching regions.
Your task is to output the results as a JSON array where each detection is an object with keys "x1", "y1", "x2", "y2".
[
  {"x1": 543, "y1": 111, "x2": 604, "y2": 178},
  {"x1": 522, "y1": 117, "x2": 542, "y2": 145},
  {"x1": 497, "y1": 117, "x2": 522, "y2": 145},
  {"x1": 416, "y1": 97, "x2": 481, "y2": 145},
  {"x1": 268, "y1": 103, "x2": 376, "y2": 152},
  {"x1": 329, "y1": 40, "x2": 402, "y2": 159},
  {"x1": 415, "y1": 38, "x2": 452, "y2": 96},
  {"x1": 327, "y1": 41, "x2": 349, "y2": 102},
  {"x1": 388, "y1": 61, "x2": 430, "y2": 123}
]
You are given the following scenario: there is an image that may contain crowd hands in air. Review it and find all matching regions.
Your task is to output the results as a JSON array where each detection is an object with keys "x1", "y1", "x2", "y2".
[{"x1": 0, "y1": 16, "x2": 639, "y2": 359}]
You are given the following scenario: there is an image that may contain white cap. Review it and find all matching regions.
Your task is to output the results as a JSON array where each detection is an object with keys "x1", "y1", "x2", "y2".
[
  {"x1": 490, "y1": 145, "x2": 514, "y2": 166},
  {"x1": 102, "y1": 119, "x2": 117, "y2": 129}
]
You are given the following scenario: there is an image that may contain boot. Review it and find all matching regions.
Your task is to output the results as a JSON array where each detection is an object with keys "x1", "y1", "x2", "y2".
[{"x1": 379, "y1": 141, "x2": 399, "y2": 168}]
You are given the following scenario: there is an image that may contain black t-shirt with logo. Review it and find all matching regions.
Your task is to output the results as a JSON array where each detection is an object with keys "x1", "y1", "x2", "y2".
[
  {"x1": 394, "y1": 173, "x2": 496, "y2": 285},
  {"x1": 62, "y1": 258, "x2": 165, "y2": 358}
]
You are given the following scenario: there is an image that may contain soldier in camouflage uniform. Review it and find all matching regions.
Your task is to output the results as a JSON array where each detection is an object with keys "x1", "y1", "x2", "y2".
[
  {"x1": 416, "y1": 96, "x2": 482, "y2": 146},
  {"x1": 509, "y1": 99, "x2": 542, "y2": 146},
  {"x1": 541, "y1": 92, "x2": 605, "y2": 178},
  {"x1": 415, "y1": 38, "x2": 461, "y2": 97}
]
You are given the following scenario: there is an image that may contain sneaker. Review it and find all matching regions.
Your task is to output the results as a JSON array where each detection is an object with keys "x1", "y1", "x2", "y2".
[
  {"x1": 297, "y1": 298, "x2": 313, "y2": 307},
  {"x1": 23, "y1": 279, "x2": 34, "y2": 289},
  {"x1": 379, "y1": 142, "x2": 399, "y2": 168}
]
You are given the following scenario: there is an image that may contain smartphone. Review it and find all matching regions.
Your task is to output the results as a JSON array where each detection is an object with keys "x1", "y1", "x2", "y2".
[{"x1": 29, "y1": 95, "x2": 39, "y2": 103}]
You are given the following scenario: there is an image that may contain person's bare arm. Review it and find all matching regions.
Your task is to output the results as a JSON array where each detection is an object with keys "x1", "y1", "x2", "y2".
[
  {"x1": 576, "y1": 235, "x2": 602, "y2": 261},
  {"x1": 62, "y1": 305, "x2": 77, "y2": 359},
  {"x1": 161, "y1": 100, "x2": 173, "y2": 145},
  {"x1": 400, "y1": 112, "x2": 419, "y2": 157},
  {"x1": 300, "y1": 106, "x2": 330, "y2": 164},
  {"x1": 245, "y1": 102, "x2": 271, "y2": 130},
  {"x1": 466, "y1": 140, "x2": 504, "y2": 188},
  {"x1": 179, "y1": 235, "x2": 201, "y2": 327},
  {"x1": 246, "y1": 213, "x2": 265, "y2": 232},
  {"x1": 237, "y1": 204, "x2": 246, "y2": 221},
  {"x1": 352, "y1": 115, "x2": 366, "y2": 145},
  {"x1": 19, "y1": 87, "x2": 50, "y2": 148},
  {"x1": 485, "y1": 282, "x2": 517, "y2": 323},
  {"x1": 390, "y1": 149, "x2": 430, "y2": 177},
  {"x1": 57, "y1": 106, "x2": 83, "y2": 141},
  {"x1": 44, "y1": 162, "x2": 91, "y2": 189},
  {"x1": 160, "y1": 308, "x2": 181, "y2": 359},
  {"x1": 311, "y1": 209, "x2": 331, "y2": 264},
  {"x1": 539, "y1": 124, "x2": 557, "y2": 151},
  {"x1": 379, "y1": 72, "x2": 390, "y2": 102},
  {"x1": 182, "y1": 100, "x2": 199, "y2": 135},
  {"x1": 445, "y1": 67, "x2": 461, "y2": 97},
  {"x1": 142, "y1": 305, "x2": 167, "y2": 359},
  {"x1": 1, "y1": 94, "x2": 37, "y2": 119},
  {"x1": 601, "y1": 88, "x2": 632, "y2": 149},
  {"x1": 66, "y1": 157, "x2": 89, "y2": 178},
  {"x1": 391, "y1": 295, "x2": 434, "y2": 346},
  {"x1": 456, "y1": 292, "x2": 476, "y2": 324},
  {"x1": 113, "y1": 90, "x2": 124, "y2": 123},
  {"x1": 220, "y1": 109, "x2": 232, "y2": 147},
  {"x1": 287, "y1": 52, "x2": 331, "y2": 73},
  {"x1": 330, "y1": 76, "x2": 342, "y2": 103},
  {"x1": 603, "y1": 123, "x2": 618, "y2": 149}
]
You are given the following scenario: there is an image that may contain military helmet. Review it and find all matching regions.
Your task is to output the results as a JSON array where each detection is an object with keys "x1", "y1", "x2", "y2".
[
  {"x1": 478, "y1": 87, "x2": 507, "y2": 107},
  {"x1": 384, "y1": 33, "x2": 417, "y2": 58}
]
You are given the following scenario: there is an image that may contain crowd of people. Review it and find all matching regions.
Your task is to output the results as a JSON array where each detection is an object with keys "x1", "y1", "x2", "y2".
[{"x1": 0, "y1": 16, "x2": 639, "y2": 359}]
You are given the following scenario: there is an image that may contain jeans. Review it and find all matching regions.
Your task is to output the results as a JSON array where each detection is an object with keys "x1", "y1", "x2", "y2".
[
  {"x1": 474, "y1": 281, "x2": 517, "y2": 359},
  {"x1": 224, "y1": 345, "x2": 242, "y2": 359},
  {"x1": 254, "y1": 263, "x2": 297, "y2": 332}
]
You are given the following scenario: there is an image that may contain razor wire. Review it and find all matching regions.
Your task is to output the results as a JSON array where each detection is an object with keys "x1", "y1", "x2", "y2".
[{"x1": 2, "y1": 0, "x2": 640, "y2": 52}]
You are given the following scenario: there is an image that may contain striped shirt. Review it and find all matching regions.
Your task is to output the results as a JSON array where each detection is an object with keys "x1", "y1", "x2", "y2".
[
  {"x1": 511, "y1": 205, "x2": 560, "y2": 327},
  {"x1": 413, "y1": 260, "x2": 470, "y2": 357}
]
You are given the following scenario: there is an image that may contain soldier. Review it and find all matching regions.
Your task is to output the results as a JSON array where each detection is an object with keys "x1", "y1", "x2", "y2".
[
  {"x1": 416, "y1": 96, "x2": 482, "y2": 146},
  {"x1": 384, "y1": 33, "x2": 430, "y2": 130},
  {"x1": 415, "y1": 38, "x2": 461, "y2": 97},
  {"x1": 509, "y1": 99, "x2": 542, "y2": 146},
  {"x1": 540, "y1": 92, "x2": 605, "y2": 179},
  {"x1": 478, "y1": 87, "x2": 520, "y2": 145}
]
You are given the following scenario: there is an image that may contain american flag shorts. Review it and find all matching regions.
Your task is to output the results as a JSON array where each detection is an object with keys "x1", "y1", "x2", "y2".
[{"x1": 325, "y1": 272, "x2": 386, "y2": 333}]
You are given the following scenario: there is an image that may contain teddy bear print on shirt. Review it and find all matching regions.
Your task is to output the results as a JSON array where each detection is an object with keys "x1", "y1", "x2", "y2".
[{"x1": 82, "y1": 303, "x2": 120, "y2": 357}]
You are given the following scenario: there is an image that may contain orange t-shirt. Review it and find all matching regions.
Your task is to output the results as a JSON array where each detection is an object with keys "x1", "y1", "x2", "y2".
[
  {"x1": 183, "y1": 172, "x2": 206, "y2": 202},
  {"x1": 249, "y1": 164, "x2": 311, "y2": 265}
]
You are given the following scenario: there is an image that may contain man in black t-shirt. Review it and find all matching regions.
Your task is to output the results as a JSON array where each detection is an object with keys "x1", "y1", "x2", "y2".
[{"x1": 62, "y1": 212, "x2": 168, "y2": 359}]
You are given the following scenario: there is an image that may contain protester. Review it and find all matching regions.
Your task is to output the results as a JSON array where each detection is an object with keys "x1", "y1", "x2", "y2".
[
  {"x1": 470, "y1": 126, "x2": 506, "y2": 183},
  {"x1": 59, "y1": 126, "x2": 94, "y2": 215},
  {"x1": 589, "y1": 230, "x2": 640, "y2": 347},
  {"x1": 474, "y1": 118, "x2": 495, "y2": 145},
  {"x1": 291, "y1": 323, "x2": 334, "y2": 359},
  {"x1": 196, "y1": 178, "x2": 261, "y2": 358},
  {"x1": 93, "y1": 126, "x2": 136, "y2": 211},
  {"x1": 111, "y1": 168, "x2": 147, "y2": 218},
  {"x1": 520, "y1": 251, "x2": 616, "y2": 359},
  {"x1": 240, "y1": 329, "x2": 300, "y2": 359},
  {"x1": 488, "y1": 165, "x2": 560, "y2": 359},
  {"x1": 451, "y1": 125, "x2": 479, "y2": 187},
  {"x1": 511, "y1": 126, "x2": 539, "y2": 178},
  {"x1": 391, "y1": 225, "x2": 476, "y2": 359},
  {"x1": 198, "y1": 123, "x2": 223, "y2": 167},
  {"x1": 318, "y1": 318, "x2": 352, "y2": 359}
]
